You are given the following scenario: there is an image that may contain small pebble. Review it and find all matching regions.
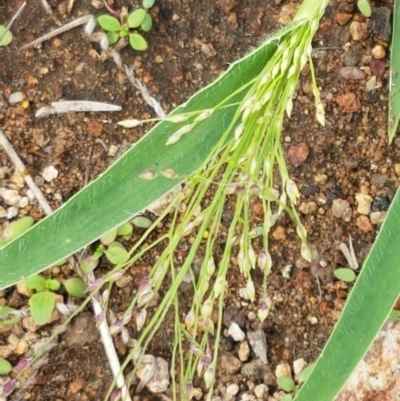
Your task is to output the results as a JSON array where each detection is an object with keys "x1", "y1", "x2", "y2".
[
  {"x1": 293, "y1": 358, "x2": 307, "y2": 376},
  {"x1": 370, "y1": 211, "x2": 386, "y2": 225},
  {"x1": 247, "y1": 330, "x2": 268, "y2": 364},
  {"x1": 355, "y1": 193, "x2": 373, "y2": 215},
  {"x1": 253, "y1": 384, "x2": 269, "y2": 399},
  {"x1": 299, "y1": 201, "x2": 317, "y2": 215},
  {"x1": 226, "y1": 383, "x2": 239, "y2": 400},
  {"x1": 339, "y1": 66, "x2": 366, "y2": 80},
  {"x1": 275, "y1": 362, "x2": 291, "y2": 378},
  {"x1": 1, "y1": 189, "x2": 22, "y2": 206},
  {"x1": 349, "y1": 21, "x2": 368, "y2": 41},
  {"x1": 19, "y1": 197, "x2": 29, "y2": 208},
  {"x1": 356, "y1": 216, "x2": 372, "y2": 233},
  {"x1": 238, "y1": 341, "x2": 251, "y2": 362},
  {"x1": 6, "y1": 207, "x2": 18, "y2": 219},
  {"x1": 314, "y1": 173, "x2": 328, "y2": 184},
  {"x1": 371, "y1": 196, "x2": 390, "y2": 212},
  {"x1": 9, "y1": 170, "x2": 25, "y2": 188},
  {"x1": 42, "y1": 166, "x2": 59, "y2": 182},
  {"x1": 332, "y1": 199, "x2": 352, "y2": 222},
  {"x1": 8, "y1": 92, "x2": 24, "y2": 105},
  {"x1": 220, "y1": 352, "x2": 242, "y2": 374},
  {"x1": 371, "y1": 45, "x2": 385, "y2": 60},
  {"x1": 228, "y1": 322, "x2": 245, "y2": 342}
]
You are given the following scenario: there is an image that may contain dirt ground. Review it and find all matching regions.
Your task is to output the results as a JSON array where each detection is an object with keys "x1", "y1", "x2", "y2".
[{"x1": 0, "y1": 0, "x2": 398, "y2": 400}]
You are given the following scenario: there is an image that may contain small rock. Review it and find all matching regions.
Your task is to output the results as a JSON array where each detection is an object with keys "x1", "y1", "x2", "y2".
[
  {"x1": 272, "y1": 226, "x2": 286, "y2": 241},
  {"x1": 226, "y1": 383, "x2": 239, "y2": 400},
  {"x1": 355, "y1": 193, "x2": 373, "y2": 215},
  {"x1": 22, "y1": 317, "x2": 39, "y2": 332},
  {"x1": 1, "y1": 189, "x2": 21, "y2": 206},
  {"x1": 0, "y1": 345, "x2": 12, "y2": 358},
  {"x1": 220, "y1": 352, "x2": 242, "y2": 374},
  {"x1": 293, "y1": 358, "x2": 307, "y2": 376},
  {"x1": 42, "y1": 166, "x2": 58, "y2": 182},
  {"x1": 300, "y1": 185, "x2": 319, "y2": 197},
  {"x1": 371, "y1": 196, "x2": 390, "y2": 212},
  {"x1": 395, "y1": 163, "x2": 400, "y2": 176},
  {"x1": 287, "y1": 143, "x2": 309, "y2": 167},
  {"x1": 192, "y1": 388, "x2": 203, "y2": 400},
  {"x1": 69, "y1": 378, "x2": 85, "y2": 394},
  {"x1": 241, "y1": 359, "x2": 269, "y2": 382},
  {"x1": 238, "y1": 341, "x2": 251, "y2": 362},
  {"x1": 136, "y1": 356, "x2": 169, "y2": 393},
  {"x1": 254, "y1": 383, "x2": 269, "y2": 399},
  {"x1": 339, "y1": 66, "x2": 366, "y2": 80},
  {"x1": 314, "y1": 173, "x2": 328, "y2": 184},
  {"x1": 356, "y1": 216, "x2": 372, "y2": 233},
  {"x1": 332, "y1": 199, "x2": 352, "y2": 222},
  {"x1": 115, "y1": 274, "x2": 133, "y2": 288},
  {"x1": 275, "y1": 362, "x2": 291, "y2": 378},
  {"x1": 334, "y1": 13, "x2": 352, "y2": 25},
  {"x1": 337, "y1": 93, "x2": 361, "y2": 113},
  {"x1": 370, "y1": 174, "x2": 387, "y2": 189},
  {"x1": 228, "y1": 322, "x2": 245, "y2": 342},
  {"x1": 6, "y1": 207, "x2": 18, "y2": 220},
  {"x1": 349, "y1": 21, "x2": 368, "y2": 41},
  {"x1": 8, "y1": 92, "x2": 24, "y2": 105},
  {"x1": 371, "y1": 7, "x2": 391, "y2": 41},
  {"x1": 19, "y1": 197, "x2": 29, "y2": 208},
  {"x1": 247, "y1": 330, "x2": 268, "y2": 364},
  {"x1": 15, "y1": 338, "x2": 29, "y2": 355},
  {"x1": 9, "y1": 171, "x2": 25, "y2": 188},
  {"x1": 344, "y1": 156, "x2": 359, "y2": 170},
  {"x1": 370, "y1": 211, "x2": 386, "y2": 225},
  {"x1": 370, "y1": 59, "x2": 386, "y2": 77},
  {"x1": 108, "y1": 144, "x2": 118, "y2": 157},
  {"x1": 16, "y1": 281, "x2": 32, "y2": 297},
  {"x1": 371, "y1": 45, "x2": 385, "y2": 60},
  {"x1": 241, "y1": 394, "x2": 256, "y2": 401},
  {"x1": 299, "y1": 201, "x2": 317, "y2": 215}
]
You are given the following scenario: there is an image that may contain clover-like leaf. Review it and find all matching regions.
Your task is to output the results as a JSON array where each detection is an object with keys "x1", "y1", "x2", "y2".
[
  {"x1": 357, "y1": 0, "x2": 371, "y2": 17},
  {"x1": 97, "y1": 15, "x2": 122, "y2": 32},
  {"x1": 26, "y1": 275, "x2": 46, "y2": 292},
  {"x1": 100, "y1": 228, "x2": 118, "y2": 246},
  {"x1": 141, "y1": 13, "x2": 153, "y2": 32},
  {"x1": 0, "y1": 358, "x2": 12, "y2": 375},
  {"x1": 105, "y1": 244, "x2": 129, "y2": 265},
  {"x1": 142, "y1": 0, "x2": 155, "y2": 9},
  {"x1": 334, "y1": 267, "x2": 357, "y2": 283},
  {"x1": 276, "y1": 376, "x2": 295, "y2": 393},
  {"x1": 0, "y1": 26, "x2": 12, "y2": 47},
  {"x1": 107, "y1": 31, "x2": 119, "y2": 45},
  {"x1": 29, "y1": 291, "x2": 55, "y2": 325},
  {"x1": 117, "y1": 222, "x2": 133, "y2": 238},
  {"x1": 132, "y1": 215, "x2": 152, "y2": 228},
  {"x1": 64, "y1": 277, "x2": 86, "y2": 298},
  {"x1": 47, "y1": 278, "x2": 61, "y2": 291},
  {"x1": 127, "y1": 9, "x2": 146, "y2": 28}
]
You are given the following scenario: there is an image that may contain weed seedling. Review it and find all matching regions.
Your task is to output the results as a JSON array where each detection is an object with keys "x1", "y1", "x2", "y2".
[
  {"x1": 25, "y1": 274, "x2": 85, "y2": 325},
  {"x1": 357, "y1": 0, "x2": 372, "y2": 17},
  {"x1": 0, "y1": 25, "x2": 12, "y2": 46},
  {"x1": 98, "y1": 0, "x2": 155, "y2": 51}
]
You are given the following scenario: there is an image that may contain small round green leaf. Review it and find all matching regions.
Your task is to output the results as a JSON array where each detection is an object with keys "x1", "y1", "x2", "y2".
[
  {"x1": 0, "y1": 358, "x2": 12, "y2": 375},
  {"x1": 142, "y1": 0, "x2": 155, "y2": 9},
  {"x1": 132, "y1": 215, "x2": 152, "y2": 228},
  {"x1": 97, "y1": 15, "x2": 122, "y2": 32},
  {"x1": 101, "y1": 228, "x2": 118, "y2": 246},
  {"x1": 26, "y1": 275, "x2": 46, "y2": 292},
  {"x1": 0, "y1": 26, "x2": 12, "y2": 47},
  {"x1": 6, "y1": 216, "x2": 34, "y2": 241},
  {"x1": 29, "y1": 291, "x2": 55, "y2": 325},
  {"x1": 334, "y1": 268, "x2": 357, "y2": 283},
  {"x1": 47, "y1": 278, "x2": 61, "y2": 291},
  {"x1": 141, "y1": 13, "x2": 153, "y2": 32},
  {"x1": 298, "y1": 362, "x2": 316, "y2": 384},
  {"x1": 277, "y1": 376, "x2": 295, "y2": 393},
  {"x1": 105, "y1": 246, "x2": 129, "y2": 265},
  {"x1": 119, "y1": 28, "x2": 128, "y2": 38},
  {"x1": 357, "y1": 0, "x2": 372, "y2": 17},
  {"x1": 107, "y1": 31, "x2": 119, "y2": 45},
  {"x1": 64, "y1": 277, "x2": 86, "y2": 298},
  {"x1": 117, "y1": 222, "x2": 133, "y2": 237},
  {"x1": 80, "y1": 255, "x2": 99, "y2": 274},
  {"x1": 127, "y1": 9, "x2": 146, "y2": 28}
]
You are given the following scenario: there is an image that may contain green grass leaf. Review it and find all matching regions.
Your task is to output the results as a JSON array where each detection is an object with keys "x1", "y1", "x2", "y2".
[
  {"x1": 129, "y1": 32, "x2": 148, "y2": 51},
  {"x1": 293, "y1": 186, "x2": 400, "y2": 401},
  {"x1": 29, "y1": 291, "x2": 55, "y2": 325},
  {"x1": 97, "y1": 15, "x2": 122, "y2": 32},
  {"x1": 388, "y1": 0, "x2": 400, "y2": 142},
  {"x1": 0, "y1": 18, "x2": 302, "y2": 289},
  {"x1": 127, "y1": 9, "x2": 146, "y2": 28}
]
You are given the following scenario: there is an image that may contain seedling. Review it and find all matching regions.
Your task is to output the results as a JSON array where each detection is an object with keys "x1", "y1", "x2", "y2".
[
  {"x1": 0, "y1": 26, "x2": 12, "y2": 46},
  {"x1": 98, "y1": 0, "x2": 155, "y2": 51},
  {"x1": 0, "y1": 358, "x2": 12, "y2": 375},
  {"x1": 357, "y1": 0, "x2": 372, "y2": 17},
  {"x1": 26, "y1": 274, "x2": 85, "y2": 325}
]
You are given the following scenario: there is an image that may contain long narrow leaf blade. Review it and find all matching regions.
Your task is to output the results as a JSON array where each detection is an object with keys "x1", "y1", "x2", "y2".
[
  {"x1": 293, "y1": 187, "x2": 400, "y2": 401},
  {"x1": 0, "y1": 20, "x2": 304, "y2": 289},
  {"x1": 388, "y1": 0, "x2": 400, "y2": 142}
]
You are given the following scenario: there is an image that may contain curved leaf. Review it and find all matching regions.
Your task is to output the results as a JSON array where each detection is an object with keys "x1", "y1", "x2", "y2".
[
  {"x1": 129, "y1": 32, "x2": 148, "y2": 51},
  {"x1": 127, "y1": 9, "x2": 146, "y2": 28},
  {"x1": 29, "y1": 291, "x2": 55, "y2": 325},
  {"x1": 97, "y1": 15, "x2": 122, "y2": 32}
]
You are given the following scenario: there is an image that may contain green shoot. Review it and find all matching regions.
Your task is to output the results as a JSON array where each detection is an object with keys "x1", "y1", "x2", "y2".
[
  {"x1": 97, "y1": 0, "x2": 155, "y2": 51},
  {"x1": 357, "y1": 0, "x2": 372, "y2": 17}
]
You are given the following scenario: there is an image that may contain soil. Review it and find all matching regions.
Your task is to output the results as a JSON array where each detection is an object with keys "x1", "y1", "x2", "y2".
[{"x1": 0, "y1": 0, "x2": 398, "y2": 401}]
